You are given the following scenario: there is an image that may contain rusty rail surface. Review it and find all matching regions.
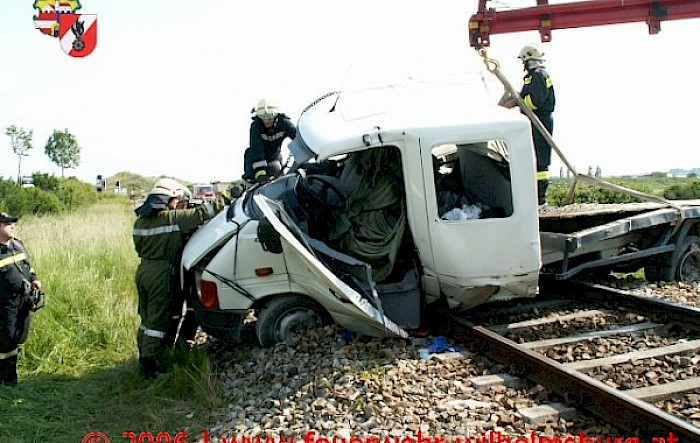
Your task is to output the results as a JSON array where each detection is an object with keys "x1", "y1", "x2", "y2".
[{"x1": 450, "y1": 281, "x2": 700, "y2": 440}]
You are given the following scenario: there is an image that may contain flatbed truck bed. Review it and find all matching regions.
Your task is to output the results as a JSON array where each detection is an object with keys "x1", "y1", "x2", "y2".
[{"x1": 539, "y1": 201, "x2": 700, "y2": 282}]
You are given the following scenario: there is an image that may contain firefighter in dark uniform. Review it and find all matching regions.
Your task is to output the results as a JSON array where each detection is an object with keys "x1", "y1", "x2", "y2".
[
  {"x1": 504, "y1": 43, "x2": 556, "y2": 207},
  {"x1": 243, "y1": 99, "x2": 296, "y2": 183},
  {"x1": 133, "y1": 178, "x2": 225, "y2": 379},
  {"x1": 0, "y1": 212, "x2": 41, "y2": 386}
]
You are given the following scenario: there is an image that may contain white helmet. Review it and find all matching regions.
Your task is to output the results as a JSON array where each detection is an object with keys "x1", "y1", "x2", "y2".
[
  {"x1": 518, "y1": 43, "x2": 545, "y2": 62},
  {"x1": 255, "y1": 99, "x2": 279, "y2": 119},
  {"x1": 180, "y1": 185, "x2": 192, "y2": 201},
  {"x1": 149, "y1": 178, "x2": 184, "y2": 199}
]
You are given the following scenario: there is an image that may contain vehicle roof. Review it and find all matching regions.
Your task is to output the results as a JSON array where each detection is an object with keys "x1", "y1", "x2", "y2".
[{"x1": 297, "y1": 73, "x2": 530, "y2": 161}]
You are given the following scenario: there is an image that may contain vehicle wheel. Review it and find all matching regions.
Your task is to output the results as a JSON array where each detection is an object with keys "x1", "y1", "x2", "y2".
[
  {"x1": 675, "y1": 235, "x2": 700, "y2": 282},
  {"x1": 645, "y1": 235, "x2": 700, "y2": 283},
  {"x1": 255, "y1": 295, "x2": 330, "y2": 347}
]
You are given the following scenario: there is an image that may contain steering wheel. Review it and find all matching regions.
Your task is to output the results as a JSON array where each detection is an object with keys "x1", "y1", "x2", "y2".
[{"x1": 297, "y1": 175, "x2": 347, "y2": 210}]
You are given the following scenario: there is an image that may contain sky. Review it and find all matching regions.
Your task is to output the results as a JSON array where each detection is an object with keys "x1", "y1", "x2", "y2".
[{"x1": 1, "y1": 0, "x2": 699, "y2": 187}]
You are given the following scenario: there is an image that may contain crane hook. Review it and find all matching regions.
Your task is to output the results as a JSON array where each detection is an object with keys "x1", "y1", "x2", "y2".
[{"x1": 476, "y1": 47, "x2": 499, "y2": 73}]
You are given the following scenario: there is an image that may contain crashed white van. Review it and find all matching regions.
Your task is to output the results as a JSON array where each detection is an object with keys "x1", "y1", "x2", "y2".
[{"x1": 181, "y1": 77, "x2": 542, "y2": 346}]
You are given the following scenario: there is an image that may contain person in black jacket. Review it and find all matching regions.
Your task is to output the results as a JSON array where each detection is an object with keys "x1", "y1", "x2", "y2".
[
  {"x1": 243, "y1": 99, "x2": 296, "y2": 183},
  {"x1": 0, "y1": 212, "x2": 41, "y2": 386},
  {"x1": 502, "y1": 43, "x2": 556, "y2": 207}
]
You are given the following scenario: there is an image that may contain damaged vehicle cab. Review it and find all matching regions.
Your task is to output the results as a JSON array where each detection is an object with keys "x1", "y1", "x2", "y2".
[{"x1": 181, "y1": 77, "x2": 542, "y2": 346}]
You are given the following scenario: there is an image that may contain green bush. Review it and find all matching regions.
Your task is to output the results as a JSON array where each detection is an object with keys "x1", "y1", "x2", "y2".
[
  {"x1": 0, "y1": 176, "x2": 98, "y2": 216},
  {"x1": 663, "y1": 180, "x2": 700, "y2": 200},
  {"x1": 547, "y1": 179, "x2": 649, "y2": 205},
  {"x1": 546, "y1": 176, "x2": 700, "y2": 205},
  {"x1": 54, "y1": 177, "x2": 98, "y2": 210},
  {"x1": 0, "y1": 179, "x2": 64, "y2": 216},
  {"x1": 32, "y1": 172, "x2": 61, "y2": 192}
]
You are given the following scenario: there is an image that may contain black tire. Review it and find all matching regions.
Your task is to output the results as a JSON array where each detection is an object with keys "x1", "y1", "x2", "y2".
[
  {"x1": 646, "y1": 235, "x2": 700, "y2": 283},
  {"x1": 255, "y1": 295, "x2": 331, "y2": 347}
]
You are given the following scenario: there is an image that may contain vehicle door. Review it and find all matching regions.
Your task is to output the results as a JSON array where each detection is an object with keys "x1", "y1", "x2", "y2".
[
  {"x1": 254, "y1": 194, "x2": 409, "y2": 339},
  {"x1": 419, "y1": 128, "x2": 541, "y2": 306}
]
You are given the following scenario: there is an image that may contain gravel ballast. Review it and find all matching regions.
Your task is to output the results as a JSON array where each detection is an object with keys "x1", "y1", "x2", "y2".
[{"x1": 197, "y1": 280, "x2": 700, "y2": 442}]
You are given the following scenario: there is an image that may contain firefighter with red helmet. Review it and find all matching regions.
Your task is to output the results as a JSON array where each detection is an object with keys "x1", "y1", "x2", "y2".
[
  {"x1": 132, "y1": 178, "x2": 225, "y2": 379},
  {"x1": 243, "y1": 99, "x2": 297, "y2": 183}
]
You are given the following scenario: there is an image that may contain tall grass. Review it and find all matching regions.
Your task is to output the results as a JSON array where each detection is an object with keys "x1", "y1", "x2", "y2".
[{"x1": 0, "y1": 202, "x2": 226, "y2": 443}]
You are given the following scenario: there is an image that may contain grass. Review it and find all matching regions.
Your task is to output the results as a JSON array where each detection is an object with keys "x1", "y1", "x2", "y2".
[{"x1": 0, "y1": 202, "x2": 227, "y2": 443}]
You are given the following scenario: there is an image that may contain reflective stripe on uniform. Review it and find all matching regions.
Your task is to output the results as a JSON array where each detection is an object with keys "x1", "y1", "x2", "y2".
[
  {"x1": 546, "y1": 77, "x2": 553, "y2": 88},
  {"x1": 537, "y1": 170, "x2": 549, "y2": 181},
  {"x1": 0, "y1": 253, "x2": 27, "y2": 270},
  {"x1": 0, "y1": 348, "x2": 18, "y2": 360},
  {"x1": 524, "y1": 95, "x2": 537, "y2": 110},
  {"x1": 133, "y1": 225, "x2": 181, "y2": 237},
  {"x1": 252, "y1": 160, "x2": 268, "y2": 169},
  {"x1": 139, "y1": 324, "x2": 166, "y2": 338},
  {"x1": 260, "y1": 131, "x2": 287, "y2": 142}
]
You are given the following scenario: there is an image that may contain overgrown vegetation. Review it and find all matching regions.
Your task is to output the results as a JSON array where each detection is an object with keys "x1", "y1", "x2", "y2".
[
  {"x1": 547, "y1": 175, "x2": 700, "y2": 205},
  {"x1": 0, "y1": 203, "x2": 226, "y2": 443},
  {"x1": 0, "y1": 175, "x2": 99, "y2": 217}
]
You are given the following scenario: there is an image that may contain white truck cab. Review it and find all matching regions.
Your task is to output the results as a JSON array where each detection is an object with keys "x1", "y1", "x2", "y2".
[{"x1": 181, "y1": 77, "x2": 542, "y2": 346}]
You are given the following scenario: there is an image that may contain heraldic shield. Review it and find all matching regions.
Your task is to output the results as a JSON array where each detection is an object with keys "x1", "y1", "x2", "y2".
[{"x1": 59, "y1": 14, "x2": 97, "y2": 57}]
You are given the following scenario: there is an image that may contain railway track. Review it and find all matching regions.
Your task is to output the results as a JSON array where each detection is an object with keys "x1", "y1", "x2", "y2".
[{"x1": 450, "y1": 279, "x2": 700, "y2": 440}]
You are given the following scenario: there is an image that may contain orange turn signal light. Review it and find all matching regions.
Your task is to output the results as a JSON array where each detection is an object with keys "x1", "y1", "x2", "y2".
[{"x1": 255, "y1": 267, "x2": 274, "y2": 277}]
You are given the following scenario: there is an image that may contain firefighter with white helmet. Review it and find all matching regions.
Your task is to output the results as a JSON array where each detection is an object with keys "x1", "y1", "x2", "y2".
[
  {"x1": 517, "y1": 43, "x2": 545, "y2": 63},
  {"x1": 503, "y1": 43, "x2": 556, "y2": 207},
  {"x1": 132, "y1": 178, "x2": 226, "y2": 379},
  {"x1": 243, "y1": 99, "x2": 297, "y2": 183}
]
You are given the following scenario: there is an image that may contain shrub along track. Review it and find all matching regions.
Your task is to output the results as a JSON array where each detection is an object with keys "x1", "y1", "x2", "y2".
[{"x1": 450, "y1": 279, "x2": 700, "y2": 440}]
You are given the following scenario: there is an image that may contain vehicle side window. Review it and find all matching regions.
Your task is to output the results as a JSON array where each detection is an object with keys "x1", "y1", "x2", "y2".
[{"x1": 432, "y1": 140, "x2": 513, "y2": 220}]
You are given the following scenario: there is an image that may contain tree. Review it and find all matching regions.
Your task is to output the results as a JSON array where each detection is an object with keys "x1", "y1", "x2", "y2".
[
  {"x1": 44, "y1": 129, "x2": 81, "y2": 177},
  {"x1": 5, "y1": 125, "x2": 34, "y2": 184}
]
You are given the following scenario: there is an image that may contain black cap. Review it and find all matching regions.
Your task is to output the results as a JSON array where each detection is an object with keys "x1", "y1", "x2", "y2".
[{"x1": 0, "y1": 212, "x2": 18, "y2": 223}]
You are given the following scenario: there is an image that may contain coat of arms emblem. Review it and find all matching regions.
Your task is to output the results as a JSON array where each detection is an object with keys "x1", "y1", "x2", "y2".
[{"x1": 33, "y1": 1, "x2": 98, "y2": 57}]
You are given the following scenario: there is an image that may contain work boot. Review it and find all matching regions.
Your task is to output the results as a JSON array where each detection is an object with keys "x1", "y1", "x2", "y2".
[
  {"x1": 138, "y1": 357, "x2": 159, "y2": 380},
  {"x1": 0, "y1": 356, "x2": 18, "y2": 387}
]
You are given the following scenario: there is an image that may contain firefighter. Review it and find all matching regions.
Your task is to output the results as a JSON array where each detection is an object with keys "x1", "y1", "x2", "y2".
[
  {"x1": 503, "y1": 43, "x2": 556, "y2": 207},
  {"x1": 0, "y1": 212, "x2": 41, "y2": 386},
  {"x1": 243, "y1": 99, "x2": 297, "y2": 183},
  {"x1": 164, "y1": 186, "x2": 199, "y2": 349},
  {"x1": 133, "y1": 178, "x2": 226, "y2": 379}
]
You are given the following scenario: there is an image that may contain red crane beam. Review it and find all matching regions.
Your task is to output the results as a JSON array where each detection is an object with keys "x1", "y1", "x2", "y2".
[{"x1": 469, "y1": 0, "x2": 700, "y2": 47}]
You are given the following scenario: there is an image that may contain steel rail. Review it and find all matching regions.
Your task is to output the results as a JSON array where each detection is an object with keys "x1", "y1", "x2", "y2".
[
  {"x1": 549, "y1": 279, "x2": 700, "y2": 332},
  {"x1": 451, "y1": 315, "x2": 700, "y2": 440}
]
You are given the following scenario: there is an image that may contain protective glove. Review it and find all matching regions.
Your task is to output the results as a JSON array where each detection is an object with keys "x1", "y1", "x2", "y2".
[
  {"x1": 212, "y1": 195, "x2": 229, "y2": 212},
  {"x1": 229, "y1": 182, "x2": 247, "y2": 199},
  {"x1": 217, "y1": 193, "x2": 232, "y2": 206}
]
